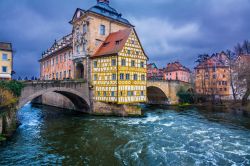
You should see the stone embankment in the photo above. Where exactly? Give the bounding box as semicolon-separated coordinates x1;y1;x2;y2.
0;104;18;142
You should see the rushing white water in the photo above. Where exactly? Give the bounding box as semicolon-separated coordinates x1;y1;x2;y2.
0;104;250;165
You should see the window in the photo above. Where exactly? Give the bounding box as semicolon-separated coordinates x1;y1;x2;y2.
60;72;62;79
134;74;138;80
64;71;66;78
140;61;144;68
224;88;227;91
127;91;134;96
83;24;87;34
131;60;135;67
2;66;7;73
127;50;131;54
141;75;145;81
111;59;116;66
69;70;71;78
126;74;130;80
131;40;135;44
111;91;115;97
94;74;98;81
60;55;63;62
56;56;58;64
100;25;105;35
120;91;123;96
98;91;100;96
64;54;67;62
136;51;139;55
121;59;126;66
56;73;58;79
2;54;7;61
104;91;107;97
112;74;116;80
120;73;124;80
94;61;98;68
141;91;144;96
213;74;216;79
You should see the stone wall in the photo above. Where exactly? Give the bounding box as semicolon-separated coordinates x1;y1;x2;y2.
92;101;141;116
0;105;18;140
32;92;75;110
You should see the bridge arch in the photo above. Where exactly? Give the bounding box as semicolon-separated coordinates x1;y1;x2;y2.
19;87;90;112
147;86;169;105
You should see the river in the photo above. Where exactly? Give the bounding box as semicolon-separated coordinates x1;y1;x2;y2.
0;104;250;166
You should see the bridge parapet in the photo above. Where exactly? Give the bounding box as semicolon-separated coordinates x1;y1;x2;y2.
18;80;90;112
147;80;192;104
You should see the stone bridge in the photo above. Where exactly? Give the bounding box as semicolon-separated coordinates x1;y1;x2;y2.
18;80;192;114
147;80;192;105
18;81;90;112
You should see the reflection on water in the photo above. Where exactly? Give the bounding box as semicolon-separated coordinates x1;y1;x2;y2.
0;104;250;165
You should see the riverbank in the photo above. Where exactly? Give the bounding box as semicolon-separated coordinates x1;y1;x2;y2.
0;103;19;143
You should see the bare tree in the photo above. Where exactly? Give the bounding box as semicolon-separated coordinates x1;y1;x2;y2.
242;40;250;54
234;43;244;56
226;50;237;102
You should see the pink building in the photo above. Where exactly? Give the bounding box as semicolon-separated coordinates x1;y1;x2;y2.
39;34;74;80
164;62;191;83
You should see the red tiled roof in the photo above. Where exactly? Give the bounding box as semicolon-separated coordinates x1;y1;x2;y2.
92;28;132;58
0;42;12;51
165;62;191;73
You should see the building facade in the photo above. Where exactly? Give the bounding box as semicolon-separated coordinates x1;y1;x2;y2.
39;34;73;80
194;52;232;99
39;0;148;110
147;63;163;80
164;62;191;83
0;42;13;80
91;28;148;104
40;0;133;81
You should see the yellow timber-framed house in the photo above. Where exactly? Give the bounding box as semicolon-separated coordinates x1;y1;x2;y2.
91;28;148;104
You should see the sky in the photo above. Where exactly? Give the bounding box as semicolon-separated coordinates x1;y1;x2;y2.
0;0;250;78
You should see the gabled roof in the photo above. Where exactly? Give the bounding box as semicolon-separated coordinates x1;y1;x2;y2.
195;52;229;69
0;42;12;52
92;28;148;59
147;63;158;69
92;28;132;58
165;61;191;73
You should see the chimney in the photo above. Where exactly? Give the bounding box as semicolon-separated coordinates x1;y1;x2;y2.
97;0;110;5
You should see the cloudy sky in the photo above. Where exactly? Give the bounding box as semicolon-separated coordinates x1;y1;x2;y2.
1;0;250;78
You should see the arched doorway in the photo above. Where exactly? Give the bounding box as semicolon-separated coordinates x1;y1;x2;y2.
76;63;84;79
147;86;169;105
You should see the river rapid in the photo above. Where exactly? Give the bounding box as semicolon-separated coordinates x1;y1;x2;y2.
0;104;250;166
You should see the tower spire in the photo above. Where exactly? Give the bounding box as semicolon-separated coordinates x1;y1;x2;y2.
97;0;109;5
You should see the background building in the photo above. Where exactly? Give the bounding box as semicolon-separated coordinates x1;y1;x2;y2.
164;61;191;83
0;42;13;80
194;52;232;99
147;63;163;80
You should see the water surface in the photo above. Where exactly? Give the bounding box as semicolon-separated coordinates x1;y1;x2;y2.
0;104;250;165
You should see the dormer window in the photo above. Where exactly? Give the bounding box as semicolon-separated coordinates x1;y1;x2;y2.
103;42;109;47
100;25;105;35
115;40;122;45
